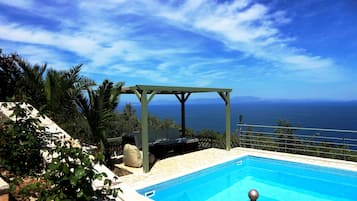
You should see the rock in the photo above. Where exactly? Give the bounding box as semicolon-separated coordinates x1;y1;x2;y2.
123;144;143;168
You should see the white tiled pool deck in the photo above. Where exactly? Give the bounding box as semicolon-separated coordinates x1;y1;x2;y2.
118;147;357;191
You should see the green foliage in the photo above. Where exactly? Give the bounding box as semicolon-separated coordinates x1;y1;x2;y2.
230;132;240;148
0;50;97;143
107;104;140;138
274;120;297;152
17;63;48;110
148;115;178;130
196;129;222;138
0;102;117;200
240;126;278;151
196;129;225;148
184;127;195;137
37;141;111;201
0;50;129;160
41;65;96;142
44;65;95;131
0;103;45;176
76;80;124;162
0;50;48;108
0;49;23;100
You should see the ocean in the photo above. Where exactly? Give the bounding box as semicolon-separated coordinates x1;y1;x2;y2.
119;101;357;135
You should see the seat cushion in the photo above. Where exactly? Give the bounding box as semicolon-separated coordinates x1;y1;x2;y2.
123;144;143;168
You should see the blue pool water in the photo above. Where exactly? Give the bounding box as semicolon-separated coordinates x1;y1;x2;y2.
138;156;357;201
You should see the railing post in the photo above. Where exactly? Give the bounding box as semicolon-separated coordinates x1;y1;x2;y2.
238;124;241;147
343;137;346;160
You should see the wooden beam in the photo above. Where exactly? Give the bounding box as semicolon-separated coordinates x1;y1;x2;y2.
134;90;141;101
147;91;156;104
218;92;228;104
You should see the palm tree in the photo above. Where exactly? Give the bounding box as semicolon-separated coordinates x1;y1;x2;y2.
16;61;47;111
0;50;22;100
76;80;124;161
44;65;95;138
0;50;47;107
45;66;93;116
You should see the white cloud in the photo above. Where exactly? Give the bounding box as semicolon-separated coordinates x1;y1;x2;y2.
0;0;33;9
135;69;170;83
157;62;171;71
0;23;99;56
236;4;268;22
283;55;334;70
152;0;338;75
1;43;76;70
0;0;343;87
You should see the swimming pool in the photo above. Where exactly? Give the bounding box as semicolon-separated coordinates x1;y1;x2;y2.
138;156;357;201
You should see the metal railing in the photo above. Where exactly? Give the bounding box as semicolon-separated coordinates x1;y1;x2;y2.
237;124;357;162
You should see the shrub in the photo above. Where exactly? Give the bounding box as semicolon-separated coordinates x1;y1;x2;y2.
38;140;116;200
0;103;117;200
0;103;45;176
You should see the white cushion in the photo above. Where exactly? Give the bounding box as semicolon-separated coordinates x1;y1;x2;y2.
123;144;143;168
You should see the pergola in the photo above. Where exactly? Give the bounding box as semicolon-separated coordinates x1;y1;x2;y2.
121;85;232;172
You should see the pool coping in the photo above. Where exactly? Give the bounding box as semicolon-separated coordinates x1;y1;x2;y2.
119;147;357;191
239;147;357;172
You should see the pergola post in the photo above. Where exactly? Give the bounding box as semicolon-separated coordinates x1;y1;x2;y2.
175;93;191;137
219;91;231;151
140;90;150;172
135;90;156;173
225;92;231;150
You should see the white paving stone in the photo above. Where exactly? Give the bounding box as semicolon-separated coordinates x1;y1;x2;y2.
119;148;357;190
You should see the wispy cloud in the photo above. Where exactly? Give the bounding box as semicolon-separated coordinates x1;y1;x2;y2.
283;55;334;70
0;0;33;9
151;0;337;75
0;23;99;56
0;0;346;89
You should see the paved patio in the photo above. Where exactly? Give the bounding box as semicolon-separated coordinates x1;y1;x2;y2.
117;147;357;191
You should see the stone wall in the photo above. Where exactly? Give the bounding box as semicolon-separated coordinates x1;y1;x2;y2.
0;113;9;201
0;177;9;201
0;112;8;125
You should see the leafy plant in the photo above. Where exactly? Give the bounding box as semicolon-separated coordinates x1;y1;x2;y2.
109;103;140;137
0;103;45;176
76;80;124;162
0;49;23;101
38;140;115;201
43;65;95;138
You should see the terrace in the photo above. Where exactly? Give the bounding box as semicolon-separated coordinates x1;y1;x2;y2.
117;125;357;186
114;123;357;200
1;98;357;201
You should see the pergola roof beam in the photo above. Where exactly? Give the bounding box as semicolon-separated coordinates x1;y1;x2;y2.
122;85;231;95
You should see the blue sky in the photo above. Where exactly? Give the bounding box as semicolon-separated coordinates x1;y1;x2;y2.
1;0;357;101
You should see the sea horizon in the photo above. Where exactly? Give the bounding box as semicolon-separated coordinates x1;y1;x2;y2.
118;100;357;134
